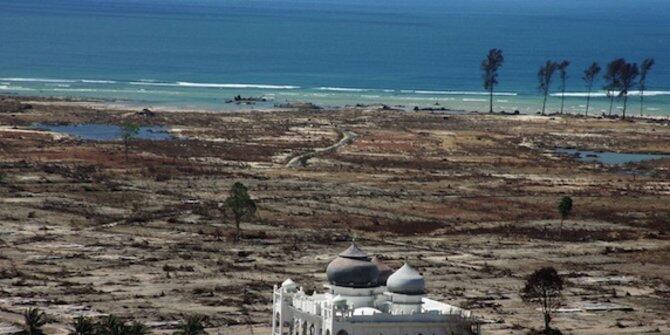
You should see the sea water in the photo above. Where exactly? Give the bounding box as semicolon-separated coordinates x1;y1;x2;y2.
0;0;668;115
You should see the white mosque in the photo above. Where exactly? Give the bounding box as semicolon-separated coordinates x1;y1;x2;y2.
272;242;481;335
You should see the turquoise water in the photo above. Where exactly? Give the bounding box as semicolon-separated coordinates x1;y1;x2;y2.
1;0;669;114
33;123;172;141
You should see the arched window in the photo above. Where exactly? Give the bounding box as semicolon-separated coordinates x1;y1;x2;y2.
325;330;330;335
302;321;307;335
336;330;348;335
309;324;315;335
275;313;281;327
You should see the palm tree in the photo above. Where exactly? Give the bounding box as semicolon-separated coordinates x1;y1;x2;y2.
582;62;601;117
557;60;571;114
618;61;639;119
20;308;48;335
70;316;96;335
173;315;207;335
538;61;559;115
604;58;626;116
638;58;655;116
481;48;505;113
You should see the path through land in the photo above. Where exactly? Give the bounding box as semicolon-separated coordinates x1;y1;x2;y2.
285;128;357;168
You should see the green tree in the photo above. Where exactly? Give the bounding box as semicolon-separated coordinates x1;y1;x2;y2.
20;308;48;335
558;196;573;236
120;122;140;161
224;182;257;241
481;48;505;113
582;62;601;117
604;58;626;116
521;267;564;333
70;316;95;335
557;60;571;114
618;62;639;119
638;58;655;117
173;315;207;335
538;61;559;115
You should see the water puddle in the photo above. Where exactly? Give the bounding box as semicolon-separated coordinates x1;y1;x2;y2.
555;148;668;165
33;123;172;141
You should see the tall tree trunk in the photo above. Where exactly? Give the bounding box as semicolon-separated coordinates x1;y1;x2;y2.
124;139;129;161
608;95;614;116
542;92;548;115
543;290;551;330
622;94;628;119
585;86;591;116
640;90;645;117
560;89;565;114
235;215;241;241
544;313;551;331
489;87;494;113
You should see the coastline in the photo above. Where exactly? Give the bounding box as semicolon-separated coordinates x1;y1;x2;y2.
3;94;670;125
2;76;669;117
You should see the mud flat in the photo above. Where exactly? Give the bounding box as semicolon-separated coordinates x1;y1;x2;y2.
0;96;669;334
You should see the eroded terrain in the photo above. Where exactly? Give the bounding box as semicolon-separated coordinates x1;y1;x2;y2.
0;97;669;334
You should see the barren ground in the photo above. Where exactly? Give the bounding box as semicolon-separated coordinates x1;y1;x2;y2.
0;96;669;334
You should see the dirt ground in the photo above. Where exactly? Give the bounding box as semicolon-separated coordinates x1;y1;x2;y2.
0;96;669;334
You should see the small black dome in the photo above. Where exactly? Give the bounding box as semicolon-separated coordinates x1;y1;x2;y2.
326;242;379;288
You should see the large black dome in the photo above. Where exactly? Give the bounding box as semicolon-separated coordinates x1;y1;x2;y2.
326;242;380;288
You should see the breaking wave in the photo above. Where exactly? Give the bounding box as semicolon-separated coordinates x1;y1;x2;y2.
129;81;299;89
0;77;78;83
552;90;670;97
404;90;517;96
316;87;369;92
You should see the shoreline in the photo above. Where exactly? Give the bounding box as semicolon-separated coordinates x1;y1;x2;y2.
2;77;670;117
3;94;670;124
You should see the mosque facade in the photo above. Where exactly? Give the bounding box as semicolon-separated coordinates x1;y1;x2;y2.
271;242;481;335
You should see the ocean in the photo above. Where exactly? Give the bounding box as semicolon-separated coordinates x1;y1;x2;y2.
1;0;669;115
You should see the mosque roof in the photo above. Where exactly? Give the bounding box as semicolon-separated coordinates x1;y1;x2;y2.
386;263;426;295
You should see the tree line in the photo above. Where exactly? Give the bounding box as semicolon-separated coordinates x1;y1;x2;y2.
13;308;208;335
480;49;655;119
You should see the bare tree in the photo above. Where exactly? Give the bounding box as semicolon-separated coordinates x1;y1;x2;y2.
521;267;564;333
481;48;505;113
638;58;655;116
582;62;601;117
618;62;639;119
538;61;559;115
557;60;571;114
603;58;625;116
